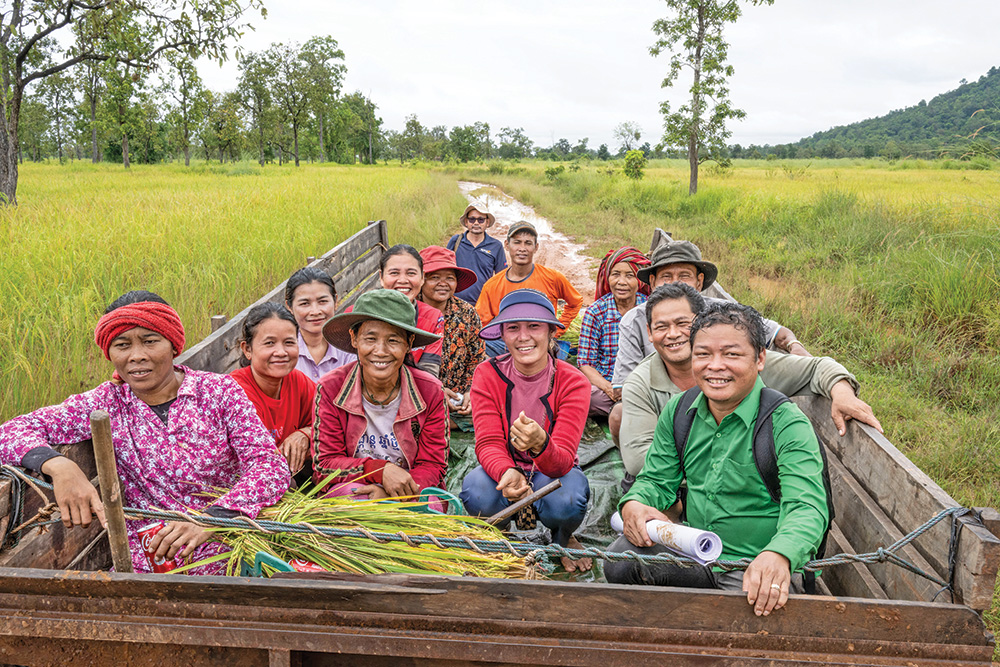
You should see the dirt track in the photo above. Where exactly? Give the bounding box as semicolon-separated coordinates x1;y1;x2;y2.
458;181;599;304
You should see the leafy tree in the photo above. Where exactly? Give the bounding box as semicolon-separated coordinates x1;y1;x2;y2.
38;72;73;162
237;51;273;167
340;92;381;164
99;60;145;168
301;36;345;162
399;114;425;162
613;121;642;153
265;42;311;166
497;126;533;159
651;0;774;195
0;0;265;204
448;125;479;162
596;143;611;160
623;148;647;179
163;53;206;166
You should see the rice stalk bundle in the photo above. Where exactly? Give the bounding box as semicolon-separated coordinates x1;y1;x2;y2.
184;476;541;579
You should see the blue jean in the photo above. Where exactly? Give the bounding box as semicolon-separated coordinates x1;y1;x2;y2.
460;465;590;546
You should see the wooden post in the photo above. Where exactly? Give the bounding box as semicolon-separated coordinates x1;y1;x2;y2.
90;410;133;573
306;256;316;264
211;315;227;332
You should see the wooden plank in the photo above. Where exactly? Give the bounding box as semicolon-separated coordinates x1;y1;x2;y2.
822;522;888;600
332;248;381;297
1;442;97;520
0;511;104;570
795;395;1000;611
826;452;945;603
176;222;384;374
649;228;672;252
369;218;389;251
974;507;1000;538
338;272;381;312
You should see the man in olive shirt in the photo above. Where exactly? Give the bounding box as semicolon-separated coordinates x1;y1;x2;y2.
618;283;882;477
608;300;838;617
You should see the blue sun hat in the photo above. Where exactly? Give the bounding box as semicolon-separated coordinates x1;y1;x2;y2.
479;289;564;340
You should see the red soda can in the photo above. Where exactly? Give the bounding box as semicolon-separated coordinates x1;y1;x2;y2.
137;521;180;573
288;558;326;573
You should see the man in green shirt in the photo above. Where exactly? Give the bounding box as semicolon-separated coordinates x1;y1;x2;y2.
610;300;835;617
619;283;882;477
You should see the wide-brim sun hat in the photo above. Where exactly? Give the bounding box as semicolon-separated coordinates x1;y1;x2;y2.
322;289;441;353
636;240;718;290
419;246;479;293
460;204;496;226
479;288;564;340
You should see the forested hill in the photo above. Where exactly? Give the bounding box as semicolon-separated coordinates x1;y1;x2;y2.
766;67;1000;160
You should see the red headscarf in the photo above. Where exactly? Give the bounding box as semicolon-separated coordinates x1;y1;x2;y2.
596;246;651;300
94;301;186;359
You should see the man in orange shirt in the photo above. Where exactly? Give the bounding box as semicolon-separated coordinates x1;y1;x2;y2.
476;221;583;357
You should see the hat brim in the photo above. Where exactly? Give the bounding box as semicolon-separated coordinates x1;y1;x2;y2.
638;259;718;290
480;313;565;340
322;311;441;353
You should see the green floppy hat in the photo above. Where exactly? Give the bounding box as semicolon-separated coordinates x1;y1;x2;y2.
322;289;441;353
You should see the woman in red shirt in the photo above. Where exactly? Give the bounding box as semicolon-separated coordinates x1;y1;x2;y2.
231;303;316;482
460;289;593;572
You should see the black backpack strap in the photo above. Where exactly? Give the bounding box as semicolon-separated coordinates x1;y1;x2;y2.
752;387;790;504
672;387;703;470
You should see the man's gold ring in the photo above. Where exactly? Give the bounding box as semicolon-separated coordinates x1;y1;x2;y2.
770;583;781;590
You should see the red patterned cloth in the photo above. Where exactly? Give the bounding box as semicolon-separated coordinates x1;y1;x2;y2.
596;247;651;300
94;302;186;359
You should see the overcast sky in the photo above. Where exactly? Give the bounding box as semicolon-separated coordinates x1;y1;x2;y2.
197;1;1000;150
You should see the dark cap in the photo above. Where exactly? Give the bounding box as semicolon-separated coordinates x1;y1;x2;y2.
506;220;538;240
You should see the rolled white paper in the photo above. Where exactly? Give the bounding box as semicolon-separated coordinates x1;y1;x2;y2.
610;512;723;564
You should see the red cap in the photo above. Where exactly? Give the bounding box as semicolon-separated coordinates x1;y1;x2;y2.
419;246;479;293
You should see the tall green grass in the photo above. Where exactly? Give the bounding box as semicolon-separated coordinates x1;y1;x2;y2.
0;162;467;420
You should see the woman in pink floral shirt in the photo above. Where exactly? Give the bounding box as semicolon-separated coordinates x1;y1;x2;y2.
0;291;291;574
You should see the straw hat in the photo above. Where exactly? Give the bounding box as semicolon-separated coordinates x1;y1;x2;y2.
460;204;496;226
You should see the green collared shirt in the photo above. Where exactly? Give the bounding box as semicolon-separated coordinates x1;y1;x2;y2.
620;376;829;571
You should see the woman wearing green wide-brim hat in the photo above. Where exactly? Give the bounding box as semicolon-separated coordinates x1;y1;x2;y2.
312;289;449;504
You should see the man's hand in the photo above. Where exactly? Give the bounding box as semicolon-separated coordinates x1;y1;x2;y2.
510;411;546;454
742;550;792;616
41;456;107;529
353;484;390;500
150;521;213;561
829;380;883;436
620;500;672;548
381;462;420;497
774;327;811;357
496;468;530;502
280;429;310;474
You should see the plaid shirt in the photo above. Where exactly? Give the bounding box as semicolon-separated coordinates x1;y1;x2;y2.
578;292;647;382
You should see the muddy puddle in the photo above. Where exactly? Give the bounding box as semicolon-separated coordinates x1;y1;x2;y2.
457;181;599;303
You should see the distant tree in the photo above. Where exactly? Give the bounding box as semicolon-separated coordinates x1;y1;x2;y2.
38;72;73;162
399;114;425;161
266;42;311;166
623;149;647;179
613;121;642;153
596;143;611;160
300;36;346;162
572;137;590;157
163;53;206;166
237;51;273;167
497;126;533;159
340;92;381;164
552;137;572;159
650;0;774;195
472;121;492;159
133;89;166;164
448;125;479;162
99;60;145;168
1;0;264;204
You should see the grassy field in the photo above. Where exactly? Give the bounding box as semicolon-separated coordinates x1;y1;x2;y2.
2;158;998;646
0;162;467;421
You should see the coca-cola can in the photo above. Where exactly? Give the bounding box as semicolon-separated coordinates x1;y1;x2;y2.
137;521;179;574
288;558;326;573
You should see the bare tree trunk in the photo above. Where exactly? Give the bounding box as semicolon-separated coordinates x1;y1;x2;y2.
368;125;373;165
184;125;191;166
318;113;325;162
0;104;20;205
258;122;264;167
122;132;130;169
91;95;100;163
293;123;300;166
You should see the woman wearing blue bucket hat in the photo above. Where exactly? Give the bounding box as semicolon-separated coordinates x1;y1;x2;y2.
460;289;593;572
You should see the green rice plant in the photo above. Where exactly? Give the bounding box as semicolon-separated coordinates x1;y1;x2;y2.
180;475;539;579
